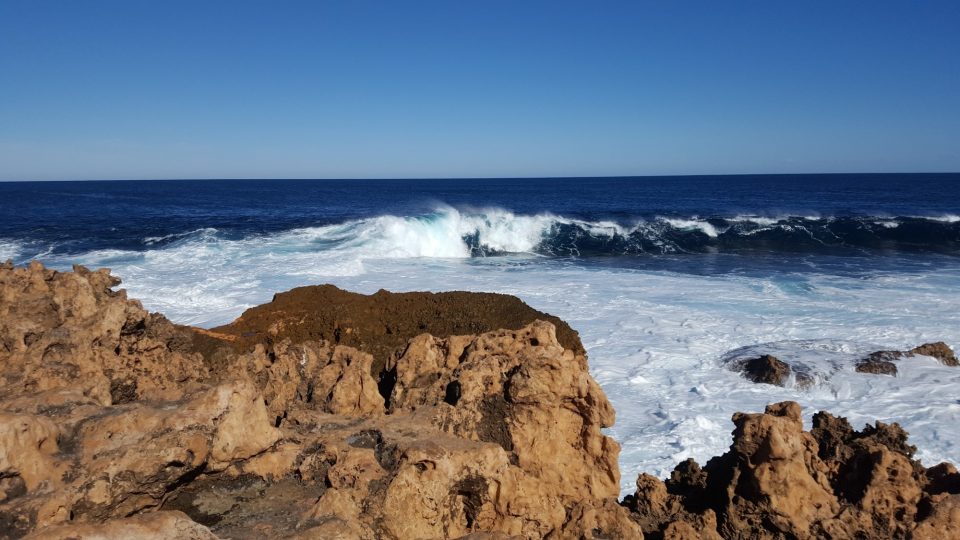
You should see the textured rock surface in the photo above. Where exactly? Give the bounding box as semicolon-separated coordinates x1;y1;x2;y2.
0;263;635;539
192;283;585;377
623;401;960;539
23;511;218;540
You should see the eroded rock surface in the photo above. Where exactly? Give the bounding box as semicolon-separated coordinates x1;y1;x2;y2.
623;401;960;539
0;263;635;539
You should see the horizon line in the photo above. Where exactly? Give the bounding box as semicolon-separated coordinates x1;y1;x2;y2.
2;171;959;183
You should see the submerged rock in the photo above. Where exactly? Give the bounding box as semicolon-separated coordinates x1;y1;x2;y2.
736;354;790;385
729;354;813;388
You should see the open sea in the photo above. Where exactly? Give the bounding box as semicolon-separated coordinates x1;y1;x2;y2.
3;173;960;495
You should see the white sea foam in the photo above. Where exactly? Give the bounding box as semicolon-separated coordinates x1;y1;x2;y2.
661;218;720;238
143;228;220;245
0;240;21;261
32;213;960;497
926;214;960;223
730;215;782;226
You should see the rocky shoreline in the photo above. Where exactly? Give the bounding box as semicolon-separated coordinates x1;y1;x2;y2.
1;262;958;539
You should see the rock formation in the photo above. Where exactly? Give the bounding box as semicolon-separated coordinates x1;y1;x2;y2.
623;401;960;539
856;341;959;376
190;283;585;378
1;261;958;539
0;262;637;539
728;354;812;388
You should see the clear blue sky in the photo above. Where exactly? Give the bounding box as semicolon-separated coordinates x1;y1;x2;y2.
1;1;958;180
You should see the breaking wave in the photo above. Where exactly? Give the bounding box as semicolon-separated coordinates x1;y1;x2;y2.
5;208;960;265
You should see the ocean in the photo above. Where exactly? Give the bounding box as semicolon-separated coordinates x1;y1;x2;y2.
3;173;960;495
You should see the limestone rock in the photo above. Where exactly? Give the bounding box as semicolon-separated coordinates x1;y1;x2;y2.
231;340;384;421
626;401;959;540
22;511;218;540
0;262;207;405
0;264;631;539
389;321;621;503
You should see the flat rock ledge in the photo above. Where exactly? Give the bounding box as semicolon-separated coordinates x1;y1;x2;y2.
1;262;958;539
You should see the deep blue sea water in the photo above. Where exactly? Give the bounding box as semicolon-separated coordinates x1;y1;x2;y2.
3;173;960;494
2;173;960;263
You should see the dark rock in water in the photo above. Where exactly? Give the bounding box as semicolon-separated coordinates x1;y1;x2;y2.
856;357;899;376
863;349;906;363
736;354;791;386
910;342;959;366
857;342;958;376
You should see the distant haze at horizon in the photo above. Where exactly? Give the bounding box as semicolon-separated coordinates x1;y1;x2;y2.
1;1;958;181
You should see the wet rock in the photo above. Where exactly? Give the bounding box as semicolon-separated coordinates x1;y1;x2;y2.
857;342;958;376
737;354;790;385
730;354;814;388
856;357;899;376
910;342;959;366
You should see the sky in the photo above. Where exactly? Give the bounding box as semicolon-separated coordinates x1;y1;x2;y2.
0;1;958;180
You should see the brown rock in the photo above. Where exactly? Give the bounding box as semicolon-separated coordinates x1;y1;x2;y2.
912;493;960;539
626;401;955;540
857;342;958;376
22;511;218;540
6;263;959;540
195;284;585;377
856;358;899;376
0;262;207;405
910;341;959;366
731;354;791;386
0;263;631;540
391;321;621;503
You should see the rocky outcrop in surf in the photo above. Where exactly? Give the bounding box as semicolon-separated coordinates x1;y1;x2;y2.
623;402;960;539
856;342;959;376
1;262;958;539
